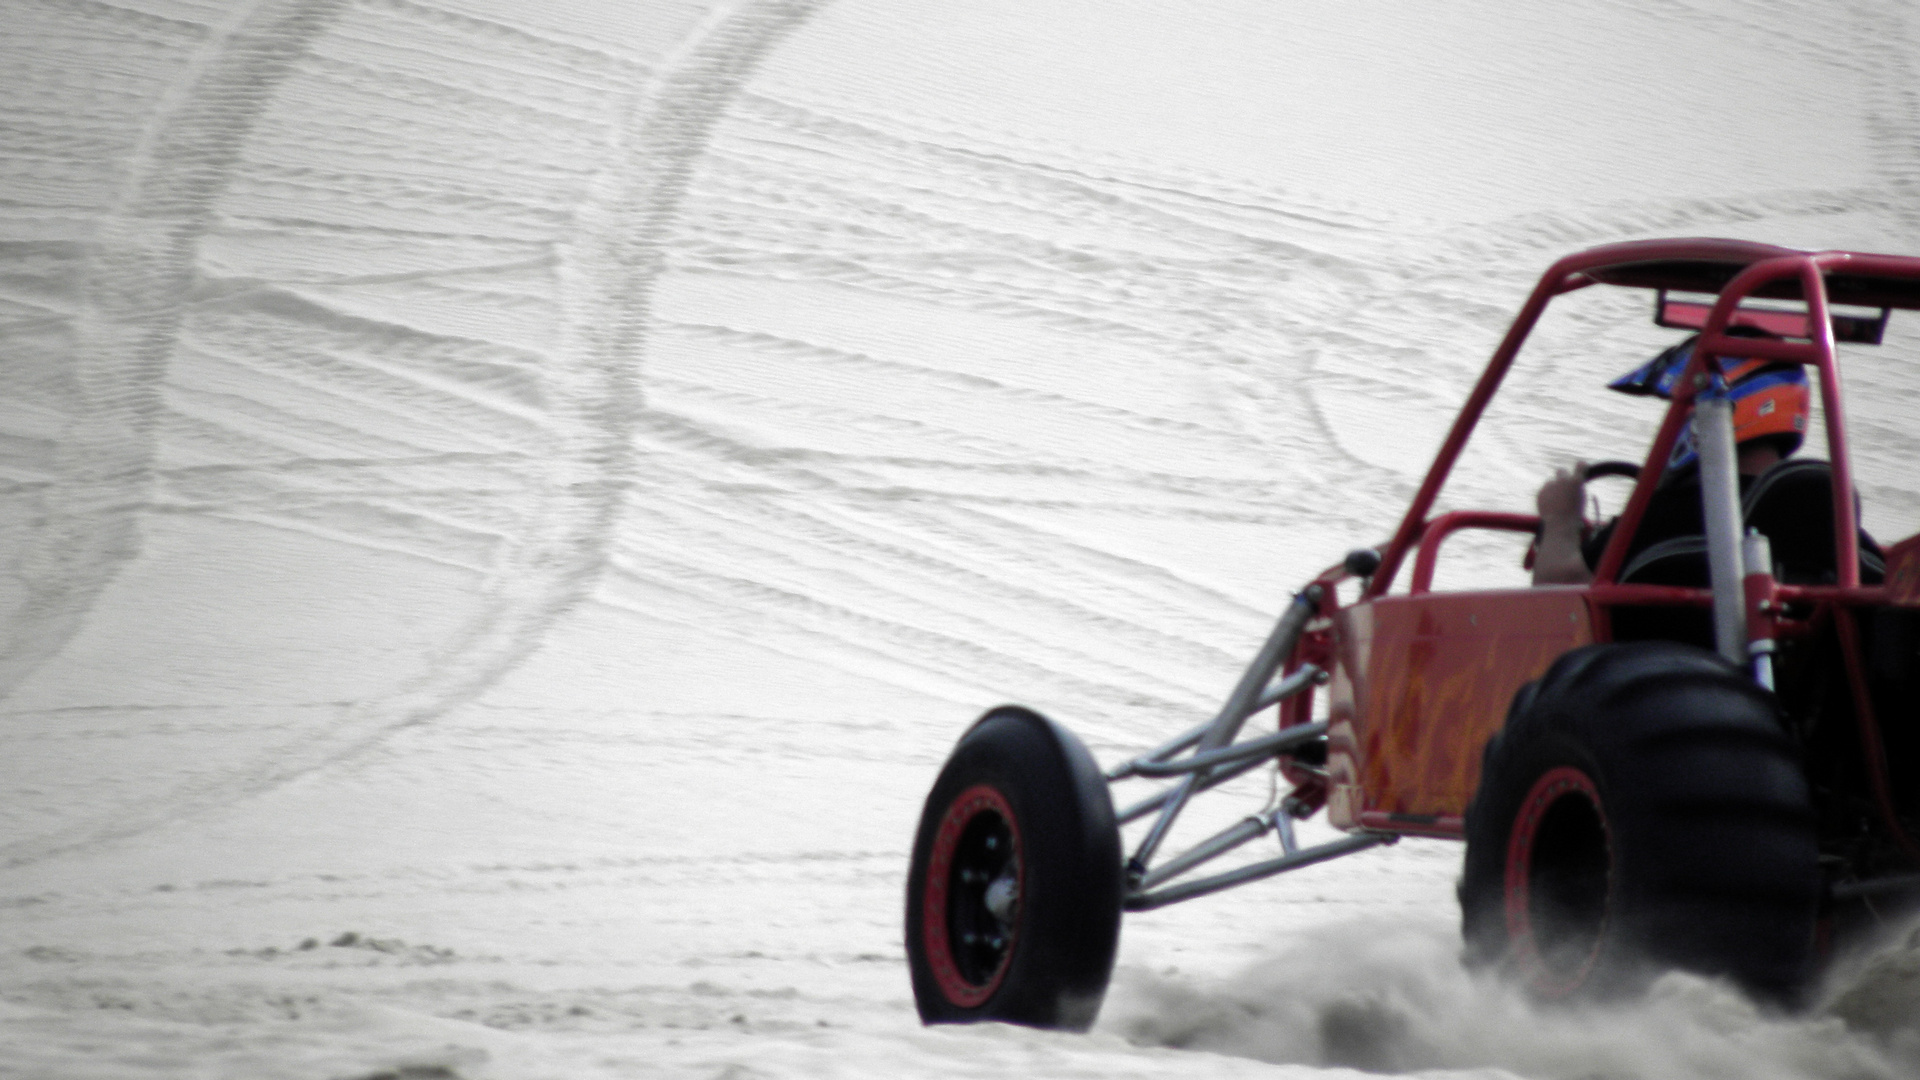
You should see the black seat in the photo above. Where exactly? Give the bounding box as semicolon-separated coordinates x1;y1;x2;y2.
1619;535;1709;587
1611;459;1882;588
1740;459;1884;585
1616;536;1713;645
1610;460;1881;645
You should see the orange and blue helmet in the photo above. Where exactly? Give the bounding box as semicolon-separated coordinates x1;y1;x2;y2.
1609;336;1809;471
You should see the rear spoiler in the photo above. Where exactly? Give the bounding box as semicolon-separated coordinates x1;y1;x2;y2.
1656;290;1890;345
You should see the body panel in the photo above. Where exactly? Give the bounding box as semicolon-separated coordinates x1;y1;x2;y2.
1328;589;1591;832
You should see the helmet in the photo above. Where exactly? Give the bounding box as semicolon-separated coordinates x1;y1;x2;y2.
1609;336;1809;471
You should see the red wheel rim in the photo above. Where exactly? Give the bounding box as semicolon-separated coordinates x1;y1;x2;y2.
1505;765;1611;997
922;784;1022;1007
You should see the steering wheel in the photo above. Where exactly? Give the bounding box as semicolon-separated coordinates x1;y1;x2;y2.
1582;460;1641;482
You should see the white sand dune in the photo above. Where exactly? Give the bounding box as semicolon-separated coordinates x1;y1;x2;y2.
5;1;1920;1076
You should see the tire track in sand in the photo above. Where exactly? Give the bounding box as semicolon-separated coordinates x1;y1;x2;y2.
0;0;835;868
0;0;352;702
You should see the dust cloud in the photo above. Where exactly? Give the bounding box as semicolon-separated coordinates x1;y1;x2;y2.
1106;916;1920;1080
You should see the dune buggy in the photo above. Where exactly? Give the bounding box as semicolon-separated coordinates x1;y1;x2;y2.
906;238;1920;1029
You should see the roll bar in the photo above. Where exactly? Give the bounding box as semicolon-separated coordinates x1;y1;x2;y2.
1365;240;1920;600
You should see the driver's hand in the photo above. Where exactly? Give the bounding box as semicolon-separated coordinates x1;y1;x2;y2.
1536;461;1588;525
1532;461;1594;585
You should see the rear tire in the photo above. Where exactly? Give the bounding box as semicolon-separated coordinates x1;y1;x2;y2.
906;706;1123;1030
1461;642;1819;1000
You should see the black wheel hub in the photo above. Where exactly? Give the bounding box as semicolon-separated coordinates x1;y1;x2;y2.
1526;789;1610;979
947;809;1018;985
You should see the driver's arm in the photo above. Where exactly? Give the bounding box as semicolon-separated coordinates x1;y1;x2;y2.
1533;463;1594;586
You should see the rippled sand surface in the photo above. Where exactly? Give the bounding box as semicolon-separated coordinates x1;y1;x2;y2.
4;2;1920;1076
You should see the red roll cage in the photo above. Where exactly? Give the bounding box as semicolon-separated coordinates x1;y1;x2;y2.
1364;238;1920;605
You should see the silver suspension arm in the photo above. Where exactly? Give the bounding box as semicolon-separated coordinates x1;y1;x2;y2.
1103;660;1326;783
1126;833;1392;911
1114;753;1272;825
1123;720;1328;779
1124;585;1324;885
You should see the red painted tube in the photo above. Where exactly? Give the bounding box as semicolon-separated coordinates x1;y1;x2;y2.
1833;607;1920;863
1408;511;1540;594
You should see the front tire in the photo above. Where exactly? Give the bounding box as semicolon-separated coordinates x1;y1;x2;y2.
906;706;1123;1030
1461;642;1820;1000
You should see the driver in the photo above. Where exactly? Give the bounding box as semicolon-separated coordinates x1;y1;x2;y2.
1531;335;1810;586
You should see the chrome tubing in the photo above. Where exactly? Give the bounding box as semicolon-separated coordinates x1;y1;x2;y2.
1138;812;1277;890
1124;833;1392;911
1696;397;1748;665
1125;720;1329;779
1125;586;1323;882
1105;719;1213;782
1115;754;1270;825
1106;665;1323;782
1272;799;1300;854
1251;662;1325;715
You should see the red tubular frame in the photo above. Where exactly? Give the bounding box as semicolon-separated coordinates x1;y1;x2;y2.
1363;254;1587;601
1353;238;1920;856
1362;238;1905;598
1408;511;1540;594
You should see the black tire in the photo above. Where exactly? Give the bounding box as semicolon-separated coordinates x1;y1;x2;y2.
906;705;1124;1030
1460;642;1820;1001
